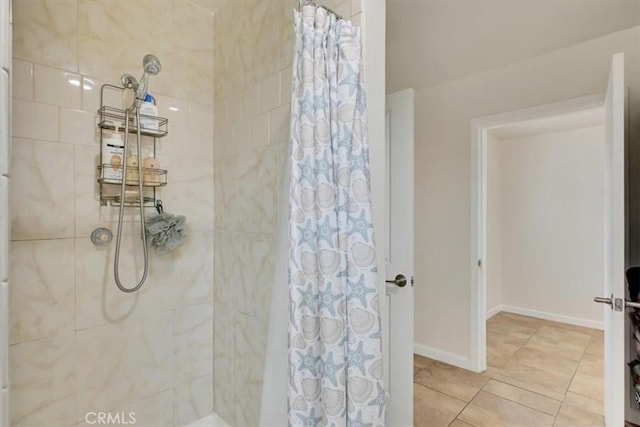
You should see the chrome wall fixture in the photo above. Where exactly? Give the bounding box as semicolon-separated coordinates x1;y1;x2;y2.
96;54;166;293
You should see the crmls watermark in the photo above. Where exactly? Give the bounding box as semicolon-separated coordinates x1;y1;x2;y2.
85;412;136;425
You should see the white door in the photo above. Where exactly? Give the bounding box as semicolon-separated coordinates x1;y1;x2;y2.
384;89;415;425
594;52;626;426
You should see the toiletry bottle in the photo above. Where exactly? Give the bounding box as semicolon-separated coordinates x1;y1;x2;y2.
101;127;125;183
143;151;160;185
124;189;140;202
139;94;159;131
125;148;139;184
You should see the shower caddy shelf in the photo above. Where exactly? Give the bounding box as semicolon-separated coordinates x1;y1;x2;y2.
98;105;168;138
97;83;169;208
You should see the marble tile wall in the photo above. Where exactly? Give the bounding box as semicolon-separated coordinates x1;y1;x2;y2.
212;0;360;425
0;2;11;426
9;1;214;426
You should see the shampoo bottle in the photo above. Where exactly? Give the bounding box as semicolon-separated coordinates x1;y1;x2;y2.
139;94;159;131
125;148;139;184
102;128;125;183
143;151;160;185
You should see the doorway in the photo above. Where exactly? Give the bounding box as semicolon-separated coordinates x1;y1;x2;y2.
470;53;634;427
484;108;606;329
471;53;636;427
470;94;607;370
410;99;610;426
485;109;607;418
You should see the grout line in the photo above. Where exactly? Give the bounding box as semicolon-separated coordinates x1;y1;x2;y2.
484;315;590;422
562;329;597;406
485;377;563;404
448;414;477;427
451;380;486;423
482;379;562;418
412;379;467;405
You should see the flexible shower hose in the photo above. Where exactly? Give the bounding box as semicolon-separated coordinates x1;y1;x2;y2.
114;106;149;293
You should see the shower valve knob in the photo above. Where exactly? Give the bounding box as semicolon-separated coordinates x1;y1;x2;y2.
91;228;113;247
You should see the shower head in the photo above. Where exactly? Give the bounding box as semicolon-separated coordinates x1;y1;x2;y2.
135;54;162;102
143;54;161;76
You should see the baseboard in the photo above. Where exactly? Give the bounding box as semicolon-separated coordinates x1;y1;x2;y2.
414;342;472;370
422;306;601;373
486;305;503;319
498;305;604;330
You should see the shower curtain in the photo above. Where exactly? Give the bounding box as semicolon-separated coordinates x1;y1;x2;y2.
287;5;386;426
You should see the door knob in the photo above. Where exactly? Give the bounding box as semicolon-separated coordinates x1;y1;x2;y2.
593;295;614;309
594;295;640;311
386;274;407;288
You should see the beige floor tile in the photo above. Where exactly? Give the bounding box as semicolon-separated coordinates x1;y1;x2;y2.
500;312;546;329
554;402;604;427
457;391;555;427
488;311;509;320
568;372;604;402
523;325;589;361
577;354;603;378
487;319;538;340
414;314;604;427
489;372;567;402
482;379;561;416
414;369;422;381
481;366;503;378
487;352;511;370
414;360;489;402
541;319;593;335
496;358;573;397
585;331;604;358
415;354;434;370
414;354;433;381
487;335;527;368
507;348;579;378
414;383;466;427
563;391;603;416
538;325;591;345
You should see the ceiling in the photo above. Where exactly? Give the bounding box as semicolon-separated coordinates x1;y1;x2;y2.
188;0;229;14
488;107;605;141
386;0;640;93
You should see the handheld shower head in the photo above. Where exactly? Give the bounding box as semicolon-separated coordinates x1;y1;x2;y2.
135;54;162;101
143;54;161;76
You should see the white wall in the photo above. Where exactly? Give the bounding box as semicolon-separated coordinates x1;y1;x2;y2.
491;126;605;326
414;26;640;364
486;133;502;316
387;0;640;92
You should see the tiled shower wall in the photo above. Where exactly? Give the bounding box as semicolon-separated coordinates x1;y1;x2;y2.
9;1;214;426
212;0;361;425
1;2;11;427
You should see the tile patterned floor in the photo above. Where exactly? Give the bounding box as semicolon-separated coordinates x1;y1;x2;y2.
414;312;604;426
